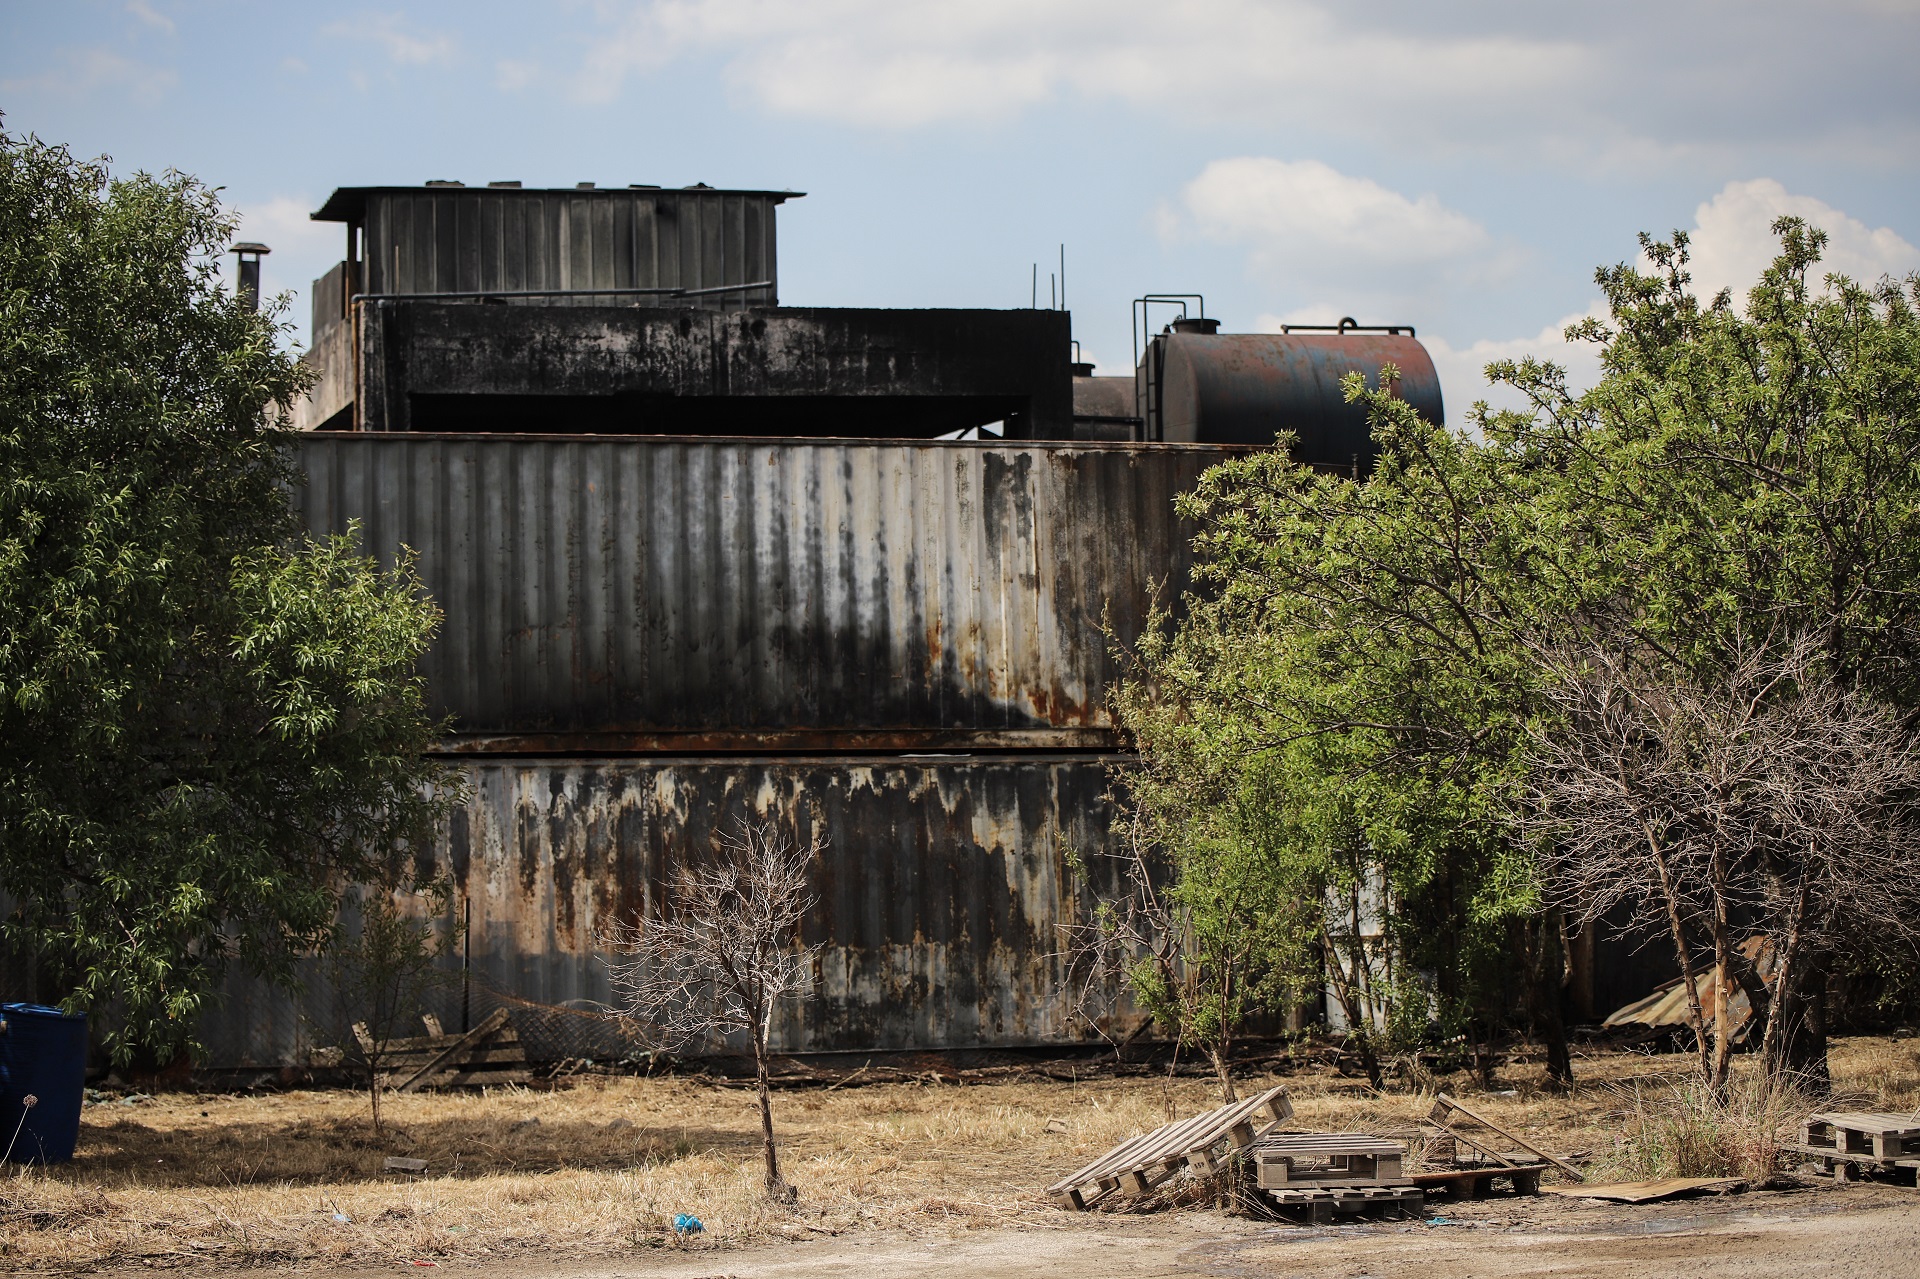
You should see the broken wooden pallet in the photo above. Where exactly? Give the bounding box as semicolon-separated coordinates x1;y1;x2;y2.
1409;1162;1546;1199
1250;1132;1408;1189
1428;1093;1583;1182
1262;1183;1425;1225
1045;1084;1294;1210
352;1008;530;1090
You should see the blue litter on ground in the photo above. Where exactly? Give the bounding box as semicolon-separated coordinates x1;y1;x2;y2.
672;1213;704;1235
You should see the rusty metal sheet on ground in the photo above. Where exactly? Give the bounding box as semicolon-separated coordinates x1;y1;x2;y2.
1542;1177;1744;1202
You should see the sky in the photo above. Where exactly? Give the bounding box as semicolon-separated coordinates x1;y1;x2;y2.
5;0;1920;414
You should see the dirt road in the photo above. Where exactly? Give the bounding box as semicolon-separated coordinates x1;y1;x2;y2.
470;1183;1919;1279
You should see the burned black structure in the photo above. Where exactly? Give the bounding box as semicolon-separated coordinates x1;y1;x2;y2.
208;181;1449;1069
297;183;1076;441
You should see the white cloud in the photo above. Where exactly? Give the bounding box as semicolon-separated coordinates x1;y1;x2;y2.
1181;158;1489;265
0;47;177;105
559;1;1920;170
1166;158;1515;331
495;59;538;91
125;0;174;35
324;11;456;66
1402;181;1920;419
572;0;1586;130
1415;305;1609;418
1685;178;1920;300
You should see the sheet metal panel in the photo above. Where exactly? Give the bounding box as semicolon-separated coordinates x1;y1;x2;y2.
361;189;783;308
199;755;1124;1067
290;435;1231;751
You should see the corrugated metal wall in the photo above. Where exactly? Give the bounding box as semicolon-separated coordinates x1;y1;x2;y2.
363;189;782;308
292;434;1232;752
204;756;1126;1067
203;435;1240;1068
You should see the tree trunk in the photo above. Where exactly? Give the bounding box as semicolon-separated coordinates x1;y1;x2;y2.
1709;847;1734;1094
1535;913;1575;1088
1322;923;1384;1091
1759;875;1809;1080
1209;1043;1238;1103
1770;949;1833;1095
752;1028;787;1198
1649;834;1711;1080
1473;1032;1498;1090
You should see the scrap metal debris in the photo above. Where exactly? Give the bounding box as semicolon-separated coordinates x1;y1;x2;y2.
1602;936;1776;1045
1543;1178;1743;1203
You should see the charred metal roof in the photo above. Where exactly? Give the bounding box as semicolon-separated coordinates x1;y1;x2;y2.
312;183;805;222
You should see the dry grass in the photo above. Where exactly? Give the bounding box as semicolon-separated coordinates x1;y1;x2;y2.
0;1036;1912;1271
1593;1071;1819;1181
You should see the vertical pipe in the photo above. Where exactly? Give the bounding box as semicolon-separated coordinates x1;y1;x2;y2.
231;243;270;311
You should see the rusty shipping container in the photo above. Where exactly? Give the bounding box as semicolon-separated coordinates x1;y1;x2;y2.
291;433;1234;753
204;755;1132;1067
203;434;1239;1067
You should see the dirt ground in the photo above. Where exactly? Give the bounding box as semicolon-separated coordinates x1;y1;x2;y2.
487;1185;1920;1279
2;1036;1915;1275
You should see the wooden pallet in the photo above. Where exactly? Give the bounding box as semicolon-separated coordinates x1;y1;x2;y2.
1045;1084;1294;1210
1410;1162;1546;1199
1251;1132;1407;1189
1262;1183;1425;1225
1798;1112;1920;1162
353;1008;531;1090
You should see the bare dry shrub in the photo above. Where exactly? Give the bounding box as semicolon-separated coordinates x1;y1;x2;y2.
1529;633;1920;1089
605;818;822;1200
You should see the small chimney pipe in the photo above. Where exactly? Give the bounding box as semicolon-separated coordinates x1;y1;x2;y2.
231;242;271;311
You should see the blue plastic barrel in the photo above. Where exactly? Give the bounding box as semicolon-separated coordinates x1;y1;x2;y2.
0;1004;88;1164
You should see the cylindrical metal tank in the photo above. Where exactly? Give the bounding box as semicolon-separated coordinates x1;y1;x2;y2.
1140;331;1443;468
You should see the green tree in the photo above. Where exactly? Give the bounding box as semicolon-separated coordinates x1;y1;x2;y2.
326;886;461;1134
1069;792;1318;1102
1500;221;1920;1086
0;131;456;1064
1108;221;1920;1093
1110;394;1558;1090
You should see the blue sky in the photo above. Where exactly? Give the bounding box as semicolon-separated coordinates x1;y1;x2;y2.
5;0;1919;411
